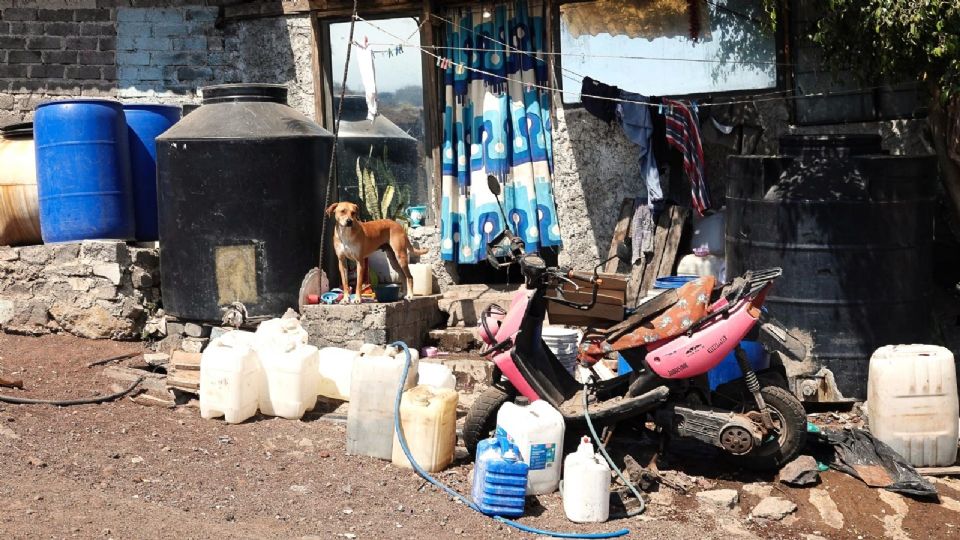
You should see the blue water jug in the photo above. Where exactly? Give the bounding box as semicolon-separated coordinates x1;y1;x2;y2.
471;435;528;517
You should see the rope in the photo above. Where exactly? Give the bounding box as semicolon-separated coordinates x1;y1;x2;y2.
318;0;359;271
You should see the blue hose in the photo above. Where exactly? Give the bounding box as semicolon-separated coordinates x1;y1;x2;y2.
390;341;631;539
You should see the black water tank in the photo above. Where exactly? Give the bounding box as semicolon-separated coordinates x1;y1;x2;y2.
726;135;936;399
156;84;333;321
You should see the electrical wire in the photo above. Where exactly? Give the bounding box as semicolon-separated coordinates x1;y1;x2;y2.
389;341;631;539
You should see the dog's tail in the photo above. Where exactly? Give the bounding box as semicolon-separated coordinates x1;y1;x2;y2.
410;246;429;256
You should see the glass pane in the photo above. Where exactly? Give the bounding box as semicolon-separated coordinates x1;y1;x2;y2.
560;0;776;102
328;18;428;225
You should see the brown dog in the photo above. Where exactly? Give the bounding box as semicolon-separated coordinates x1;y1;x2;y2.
326;201;427;303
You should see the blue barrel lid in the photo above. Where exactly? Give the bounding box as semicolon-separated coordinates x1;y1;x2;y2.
654;275;699;289
36;97;123;110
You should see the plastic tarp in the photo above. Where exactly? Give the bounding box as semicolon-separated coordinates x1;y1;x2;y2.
812;427;938;500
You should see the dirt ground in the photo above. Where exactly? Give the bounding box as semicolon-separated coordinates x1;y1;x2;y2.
1;333;959;540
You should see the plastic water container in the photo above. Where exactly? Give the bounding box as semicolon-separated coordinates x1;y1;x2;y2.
123;104;180;241
691;211;724;256
496;399;565;494
417;362;457;391
347;352;419;459
867;344;959;467
677;253;726;282
257;337;320;420
34;99;135;242
471;436;529;517
541;326;579;375
200;330;260;424
562;436;611;523
256;318;309;348
410;263;434;296
317;347;358;401
392;384;458;472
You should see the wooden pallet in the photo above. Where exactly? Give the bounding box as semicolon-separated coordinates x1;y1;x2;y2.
625;205;691;309
166;351;201;393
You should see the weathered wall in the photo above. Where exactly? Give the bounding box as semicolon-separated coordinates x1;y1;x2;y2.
0;240;160;339
0;1;316;124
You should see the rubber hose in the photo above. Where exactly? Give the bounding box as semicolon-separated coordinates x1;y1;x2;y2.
390;341;630;539
582;382;646;518
0;376;144;406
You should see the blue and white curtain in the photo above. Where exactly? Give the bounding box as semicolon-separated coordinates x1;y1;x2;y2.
440;1;562;264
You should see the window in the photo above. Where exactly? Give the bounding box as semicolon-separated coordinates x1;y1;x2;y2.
559;0;777;102
327;17;429;221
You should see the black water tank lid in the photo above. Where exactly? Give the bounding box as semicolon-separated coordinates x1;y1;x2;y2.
202;83;288;105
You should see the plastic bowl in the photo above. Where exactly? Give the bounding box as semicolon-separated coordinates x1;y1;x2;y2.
373;284;401;302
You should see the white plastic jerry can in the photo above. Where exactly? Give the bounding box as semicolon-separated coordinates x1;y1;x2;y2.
255;317;309;347
317;347;359;401
392;384;458;472
347;352;419;459
495;399;565;494
257;338;320;420
562;436;611;523
416;362;457;391
867;344;959;467
199;330;260;424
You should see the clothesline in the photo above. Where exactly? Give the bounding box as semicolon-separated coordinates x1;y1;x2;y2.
354;15;917;111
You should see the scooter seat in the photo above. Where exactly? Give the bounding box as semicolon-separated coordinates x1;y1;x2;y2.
625;277;715;344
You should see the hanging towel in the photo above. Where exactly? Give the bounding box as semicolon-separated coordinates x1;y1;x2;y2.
618;91;662;204
631;198;655;263
355;37;378;120
581;76;620;124
663;98;709;215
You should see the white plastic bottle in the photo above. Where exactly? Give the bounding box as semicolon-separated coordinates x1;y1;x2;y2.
199;330;260;424
392;384;458;472
496;398;565;494
417;362;457;391
867;344;959;467
317;347;358;401
347;352;418;459
562;436;611;523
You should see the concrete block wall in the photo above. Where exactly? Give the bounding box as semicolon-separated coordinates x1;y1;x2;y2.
0;1;316;125
0;240;160;339
300;297;445;351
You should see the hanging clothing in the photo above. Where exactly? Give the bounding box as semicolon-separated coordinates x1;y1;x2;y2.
617;91;662;203
355;37;378;120
631;199;655;261
440;2;561;264
663;98;709;215
581;76;620;124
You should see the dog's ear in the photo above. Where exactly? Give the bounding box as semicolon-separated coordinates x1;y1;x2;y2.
325;203;339;216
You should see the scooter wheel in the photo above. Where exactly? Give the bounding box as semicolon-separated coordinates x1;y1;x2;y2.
729;385;807;471
463;383;515;458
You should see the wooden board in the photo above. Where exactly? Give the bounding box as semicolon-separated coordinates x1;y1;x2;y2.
167;368;200;392
547;287;624;306
915;466;960;476
547;299;624;322
639;206;690;293
170;351;201;371
569;273;628;292
625;256;648;309
604;198;634;274
547;313;613;329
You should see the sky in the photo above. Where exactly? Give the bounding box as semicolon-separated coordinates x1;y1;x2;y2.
329;18;424;94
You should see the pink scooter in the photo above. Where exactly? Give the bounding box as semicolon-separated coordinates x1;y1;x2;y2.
465;219;807;470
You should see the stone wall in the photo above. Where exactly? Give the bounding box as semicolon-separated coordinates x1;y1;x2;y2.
0;1;316;124
0;240;160;339
300;297;444;350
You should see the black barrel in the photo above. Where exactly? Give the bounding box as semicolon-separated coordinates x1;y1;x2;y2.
156;84;333;321
726;135;936;399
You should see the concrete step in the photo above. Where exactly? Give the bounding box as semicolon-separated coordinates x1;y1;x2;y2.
427;327;479;352
438;284;520;327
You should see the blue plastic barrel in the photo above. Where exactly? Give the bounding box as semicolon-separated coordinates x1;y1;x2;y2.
653;275;699;289
34;99;135;242
123;104;181;241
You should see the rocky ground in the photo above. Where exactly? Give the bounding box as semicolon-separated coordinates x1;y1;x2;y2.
1;333;959;540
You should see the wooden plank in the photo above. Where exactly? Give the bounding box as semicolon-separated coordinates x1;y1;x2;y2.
167;369;200;392
603;198;634;274
916;466;960;476
625;257;647;309
308;12;325;125
570;273;628;292
547;313;612;329
421;0;443;225
655;206;691;279
547;286;624;306
547;301;623;322
639;210;674;293
171;351;202;371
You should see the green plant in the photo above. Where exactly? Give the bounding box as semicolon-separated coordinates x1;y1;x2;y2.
355;145;411;225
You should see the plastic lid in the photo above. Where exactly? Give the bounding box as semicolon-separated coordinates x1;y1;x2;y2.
0;121;32;138
201;83;288;105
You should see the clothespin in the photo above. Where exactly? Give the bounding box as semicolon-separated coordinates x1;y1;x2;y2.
436;55;442;67
691;100;699;113
396;45;403;55
657;103;663;115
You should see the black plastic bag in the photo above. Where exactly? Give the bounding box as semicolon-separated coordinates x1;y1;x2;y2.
811;427;938;500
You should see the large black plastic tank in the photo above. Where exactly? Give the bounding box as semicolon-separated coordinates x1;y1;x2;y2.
156;84;333;321
333;95;423;212
726;135;936;399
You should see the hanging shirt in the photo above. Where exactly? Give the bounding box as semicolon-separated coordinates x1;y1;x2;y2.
580;76;619;124
355;38;378;120
663;98;709;215
617;91;662;203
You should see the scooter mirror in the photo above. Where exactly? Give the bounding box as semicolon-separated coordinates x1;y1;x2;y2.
616;241;631;263
486;174;501;197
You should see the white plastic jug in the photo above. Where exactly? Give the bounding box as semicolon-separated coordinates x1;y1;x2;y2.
317;347;358;401
562;436;611;523
200;330;260;424
347;353;419;459
496;399;565;494
676;253;726;282
255;317;309;348
392;384;458;472
410;263;433;296
258;338;320;420
417;362;456;391
867;344;959;467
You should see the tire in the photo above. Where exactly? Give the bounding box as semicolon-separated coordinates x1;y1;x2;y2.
463;384;515;457
731;385;807;471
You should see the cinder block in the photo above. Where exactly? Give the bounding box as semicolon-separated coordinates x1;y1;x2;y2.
132;36;170;51
116;8;147;22
80;22;115;37
37;9;75;22
65;36;99;50
183;7;216;22
144;8;183;24
172;36;205;50
78;50;113;65
151;24;188;38
43;21;79;36
137;66;162;81
4;8;37;22
25;36;62;49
